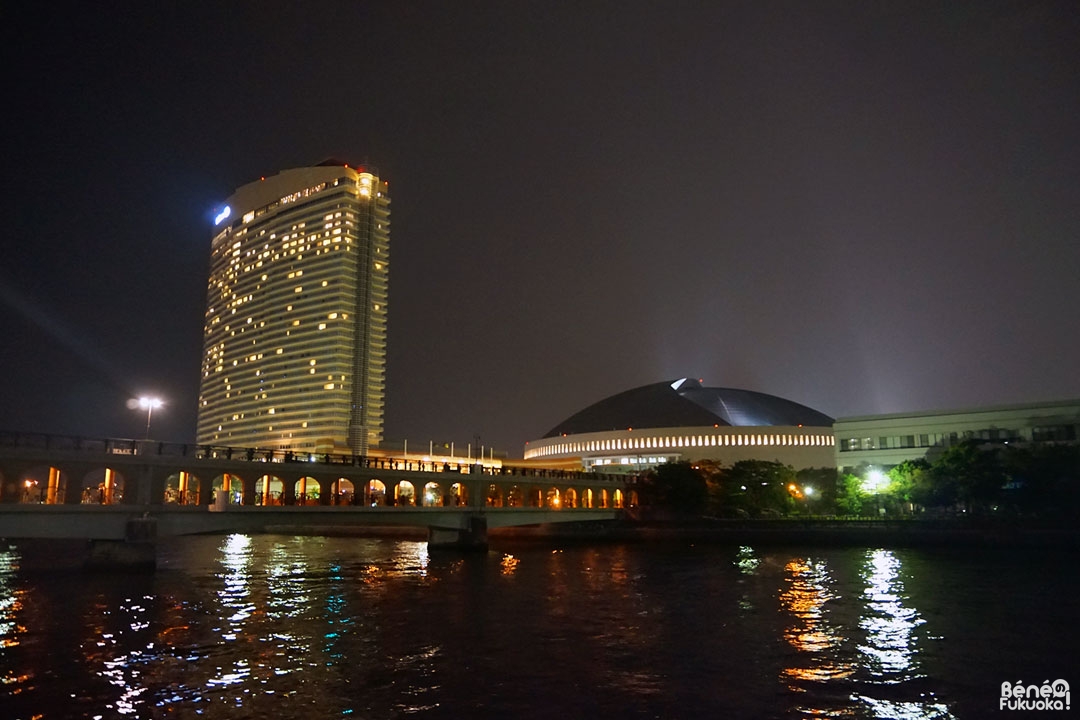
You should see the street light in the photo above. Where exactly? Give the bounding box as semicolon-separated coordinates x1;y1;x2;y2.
863;468;890;494
137;397;163;439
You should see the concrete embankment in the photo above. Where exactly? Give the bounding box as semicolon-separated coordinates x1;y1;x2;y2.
488;519;1080;548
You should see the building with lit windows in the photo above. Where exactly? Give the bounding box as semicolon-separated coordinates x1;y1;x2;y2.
834;399;1080;472
197;160;390;455
523;378;836;471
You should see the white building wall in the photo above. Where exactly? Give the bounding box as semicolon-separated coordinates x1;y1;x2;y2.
524;425;836;470
833;400;1080;470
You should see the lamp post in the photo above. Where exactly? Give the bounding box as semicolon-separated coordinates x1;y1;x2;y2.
137;397;163;439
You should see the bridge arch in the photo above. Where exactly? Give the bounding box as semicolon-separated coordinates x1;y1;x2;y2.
1;464;70;504
256;475;284;505
450;482;468;506
294;476;320;506
485;483;504;507
77;467;127;504
368;479;387;506
506;485;523;507
544;487;560;509
212;474;244;505
564;488;578;509
393;481;416;506
165;471;201;504
421;482;442;507
335;478;355;505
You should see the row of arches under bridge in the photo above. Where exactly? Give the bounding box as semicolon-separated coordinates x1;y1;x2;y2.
1;464;631;510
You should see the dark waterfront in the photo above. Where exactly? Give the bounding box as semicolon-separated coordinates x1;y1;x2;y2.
1;536;1075;719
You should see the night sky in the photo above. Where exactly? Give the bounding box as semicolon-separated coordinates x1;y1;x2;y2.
3;2;1078;456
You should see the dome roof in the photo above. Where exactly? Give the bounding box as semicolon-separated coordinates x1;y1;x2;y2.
542;378;834;438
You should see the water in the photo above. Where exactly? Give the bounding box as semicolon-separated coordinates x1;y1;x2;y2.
1;536;1075;718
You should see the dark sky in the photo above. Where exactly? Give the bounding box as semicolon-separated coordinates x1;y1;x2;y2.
2;2;1078;456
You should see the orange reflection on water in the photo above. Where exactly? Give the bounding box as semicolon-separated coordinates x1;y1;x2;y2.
500;553;520;576
779;558;855;685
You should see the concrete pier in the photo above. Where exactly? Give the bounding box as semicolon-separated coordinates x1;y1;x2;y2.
428;515;488;550
86;517;158;570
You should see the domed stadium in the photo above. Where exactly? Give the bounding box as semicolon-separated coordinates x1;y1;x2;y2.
524;378;836;471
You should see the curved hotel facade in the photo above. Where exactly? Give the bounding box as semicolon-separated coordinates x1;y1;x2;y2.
196;161;390;455
524;378;836;471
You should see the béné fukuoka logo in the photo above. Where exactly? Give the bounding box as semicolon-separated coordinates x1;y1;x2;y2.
1000;679;1070;711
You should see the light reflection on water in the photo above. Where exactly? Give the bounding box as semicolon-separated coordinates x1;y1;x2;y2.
771;547;955;719
858;549;925;679
0;544;30;695
0;538;1073;718
779;556;855;685
0;545;23;650
850;549;952;719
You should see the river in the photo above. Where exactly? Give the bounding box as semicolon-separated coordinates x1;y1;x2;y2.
1;535;1075;718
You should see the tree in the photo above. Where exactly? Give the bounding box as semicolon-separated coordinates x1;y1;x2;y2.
796;467;839;515
636;462;707;514
835;473;866;516
929;440;1005;514
887;459;930;513
1002;443;1080;518
710;460;797;517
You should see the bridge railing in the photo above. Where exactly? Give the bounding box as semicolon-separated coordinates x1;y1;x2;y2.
0;430;631;484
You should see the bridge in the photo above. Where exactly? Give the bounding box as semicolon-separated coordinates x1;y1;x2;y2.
0;432;631;565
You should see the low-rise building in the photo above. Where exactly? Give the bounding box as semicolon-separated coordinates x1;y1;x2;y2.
834;399;1080;472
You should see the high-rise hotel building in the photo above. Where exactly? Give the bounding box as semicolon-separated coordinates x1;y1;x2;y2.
196;161;390;455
